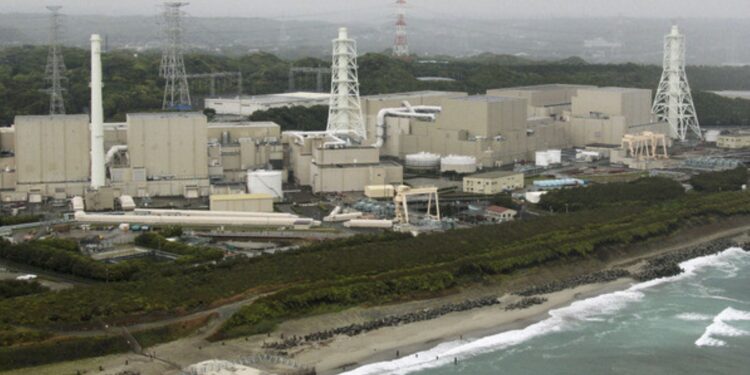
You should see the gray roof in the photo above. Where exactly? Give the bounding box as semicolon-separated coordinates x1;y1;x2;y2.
467;170;523;179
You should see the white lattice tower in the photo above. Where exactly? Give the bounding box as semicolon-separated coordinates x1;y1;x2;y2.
652;25;701;141
393;0;409;57
160;2;191;110
326;28;366;141
43;6;66;115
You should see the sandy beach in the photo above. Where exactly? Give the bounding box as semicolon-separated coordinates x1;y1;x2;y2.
293;278;634;374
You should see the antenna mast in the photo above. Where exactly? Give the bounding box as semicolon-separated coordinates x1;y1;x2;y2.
160;2;191;110
393;0;409;57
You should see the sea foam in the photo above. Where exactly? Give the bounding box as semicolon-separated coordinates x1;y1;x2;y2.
342;247;749;375
695;307;750;347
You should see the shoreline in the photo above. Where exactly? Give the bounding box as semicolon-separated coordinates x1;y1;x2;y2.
292;234;750;374
2;221;749;375
301;278;635;375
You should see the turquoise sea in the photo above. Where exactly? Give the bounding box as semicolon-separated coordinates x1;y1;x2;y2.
343;247;750;375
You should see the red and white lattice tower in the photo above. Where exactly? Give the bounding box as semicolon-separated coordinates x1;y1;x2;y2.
393;0;409;57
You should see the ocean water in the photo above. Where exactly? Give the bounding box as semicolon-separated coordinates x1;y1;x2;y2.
344;247;750;375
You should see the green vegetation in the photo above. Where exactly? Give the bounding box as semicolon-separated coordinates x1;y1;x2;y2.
690;166;749;193
0;280;48;299
489;193;516;209
213;190;750;339
2;47;750;126
539;177;686;212
0;313;213;371
248;105;328;131
0;239;141;282
134;232;224;263
1;191;750;368
0;215;42;227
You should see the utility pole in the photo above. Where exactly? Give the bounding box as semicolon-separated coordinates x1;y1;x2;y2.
160;2;191;110
43;6;67;115
288;67;331;92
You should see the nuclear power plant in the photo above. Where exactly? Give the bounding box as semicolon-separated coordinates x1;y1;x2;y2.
0;21;725;232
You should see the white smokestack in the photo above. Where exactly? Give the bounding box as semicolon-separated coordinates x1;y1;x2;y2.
90;34;106;189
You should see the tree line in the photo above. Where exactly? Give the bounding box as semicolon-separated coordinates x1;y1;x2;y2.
2;47;750;127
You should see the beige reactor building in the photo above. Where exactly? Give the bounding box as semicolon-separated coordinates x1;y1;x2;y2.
0;84;671;202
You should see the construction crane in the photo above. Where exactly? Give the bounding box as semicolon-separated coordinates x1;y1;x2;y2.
393;185;440;225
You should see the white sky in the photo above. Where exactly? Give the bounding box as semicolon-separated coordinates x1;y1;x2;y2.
2;0;749;19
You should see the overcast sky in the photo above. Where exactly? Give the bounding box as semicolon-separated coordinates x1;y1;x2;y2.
3;0;750;20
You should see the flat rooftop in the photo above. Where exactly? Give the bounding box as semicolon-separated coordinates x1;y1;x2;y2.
363;91;466;101
208;121;280;129
467;170;523;179
584;87;649;93
127;112;205;120
492;84;595;92
453;95;522;103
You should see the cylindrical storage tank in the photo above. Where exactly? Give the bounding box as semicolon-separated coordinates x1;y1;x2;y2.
705;130;720;143
440;155;478;174
405;152;441;171
247;170;283;199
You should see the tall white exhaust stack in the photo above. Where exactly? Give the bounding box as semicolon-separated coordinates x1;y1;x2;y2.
90;34;106;189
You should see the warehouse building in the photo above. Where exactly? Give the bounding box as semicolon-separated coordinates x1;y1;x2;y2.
463;171;524;195
717;133;750;149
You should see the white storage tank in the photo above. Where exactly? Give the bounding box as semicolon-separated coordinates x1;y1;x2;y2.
441;155;478;174
247;170;283;199
705;130;721;143
405;152;441;171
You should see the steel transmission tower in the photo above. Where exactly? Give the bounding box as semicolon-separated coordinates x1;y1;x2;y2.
43;6;66;115
326;28;366;141
393;0;409;57
160;2;191;110
652;25;701;141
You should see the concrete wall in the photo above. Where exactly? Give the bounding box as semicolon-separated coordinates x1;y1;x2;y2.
0;126;15;152
572;88;652;126
210;194;274;212
487;84;593;108
362;91;467;142
310;163;403;193
313;147;380;166
15;115;90;185
207;122;281;142
127;113;208;180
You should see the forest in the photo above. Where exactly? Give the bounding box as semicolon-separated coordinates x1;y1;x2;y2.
538;177;687;212
2;47;750;127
